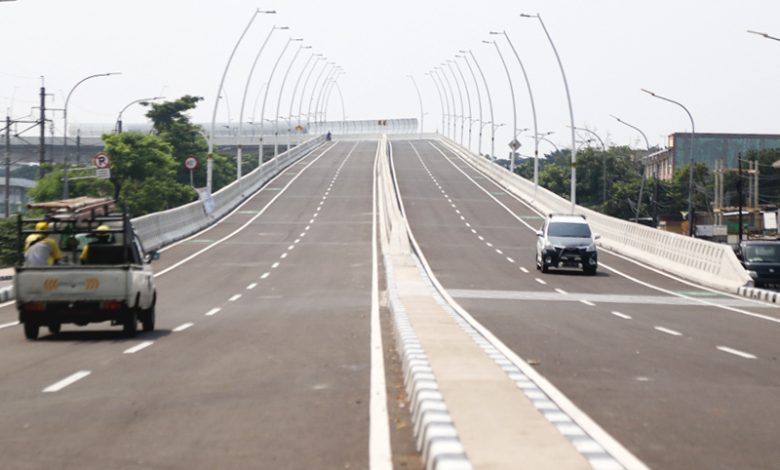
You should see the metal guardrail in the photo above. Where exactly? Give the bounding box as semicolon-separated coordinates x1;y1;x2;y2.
436;137;752;292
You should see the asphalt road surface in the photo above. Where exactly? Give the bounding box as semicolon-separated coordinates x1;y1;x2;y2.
0;141;415;469
390;138;780;470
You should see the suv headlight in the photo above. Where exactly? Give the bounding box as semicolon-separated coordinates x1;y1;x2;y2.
585;242;597;252
747;270;758;279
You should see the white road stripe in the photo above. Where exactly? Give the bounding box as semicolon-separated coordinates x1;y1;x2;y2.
496;249;504;255
717;346;757;359
261;272;270;279
506;257;515;263
471;229;477;234
272;262;280;269
294;239;301;244
229;294;242;302
486;242;493;247
124;341;154;354
247;283;258;290
313;213;319;218
478;236;485;241
520;267;529;273
455;209;461;214
535;278;547;285
610;311;632;320
580;300;596;307
205;307;221;316
654;326;683;336
305;225;311;231
460;215;465;221
288;245;295;250
43;371;91;393
555;288;568;295
280;253;288;259
309;219;315;224
173;322;194;332
0;321;20;329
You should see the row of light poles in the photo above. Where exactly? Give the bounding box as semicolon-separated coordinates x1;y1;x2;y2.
206;9;343;193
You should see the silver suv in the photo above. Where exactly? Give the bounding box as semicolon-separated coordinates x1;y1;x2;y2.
536;214;599;275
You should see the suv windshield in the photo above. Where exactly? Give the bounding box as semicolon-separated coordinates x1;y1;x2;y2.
744;244;780;263
548;222;592;238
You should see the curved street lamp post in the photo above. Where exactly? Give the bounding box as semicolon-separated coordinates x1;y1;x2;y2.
63;71;121;199
611;114;652;223
444;61;466;146
426;71;446;135
466;50;495;159
641;88;696;236
520;13;577;212
457;52;483;156
274;42;308;159
450;59;473;150
287;52;318;148
407;75;424;135
485;40;518;173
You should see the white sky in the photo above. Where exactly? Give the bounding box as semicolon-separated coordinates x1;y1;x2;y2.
2;0;779;155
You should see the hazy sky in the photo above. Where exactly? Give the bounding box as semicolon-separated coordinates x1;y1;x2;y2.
2;0;779;156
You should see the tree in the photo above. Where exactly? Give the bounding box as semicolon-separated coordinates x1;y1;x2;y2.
144;96;243;192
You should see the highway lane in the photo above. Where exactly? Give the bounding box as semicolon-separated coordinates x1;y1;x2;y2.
0;140;398;469
391;138;780;470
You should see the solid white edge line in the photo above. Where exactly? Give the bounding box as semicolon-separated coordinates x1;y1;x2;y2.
654;326;683;336
173;322;194;332
205;307;221;316
153;142;338;278
123;341;154;354
1;300;14;309
717;346;757;359
370;139;392;469
0;320;20;329
43;370;91;393
412;140;649;470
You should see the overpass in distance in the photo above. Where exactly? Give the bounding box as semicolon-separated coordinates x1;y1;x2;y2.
1;134;778;469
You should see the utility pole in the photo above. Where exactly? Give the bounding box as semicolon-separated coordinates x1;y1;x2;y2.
38;81;46;178
738;153;744;243
76;130;81;166
4;115;10;218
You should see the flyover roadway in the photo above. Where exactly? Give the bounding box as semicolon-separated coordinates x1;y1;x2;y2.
0;140;417;469
390;138;780;470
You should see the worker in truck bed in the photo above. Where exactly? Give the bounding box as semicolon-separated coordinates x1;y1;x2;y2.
24;222;64;267
79;225;113;264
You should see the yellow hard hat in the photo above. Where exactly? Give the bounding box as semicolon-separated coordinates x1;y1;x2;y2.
35;221;49;231
96;225;110;232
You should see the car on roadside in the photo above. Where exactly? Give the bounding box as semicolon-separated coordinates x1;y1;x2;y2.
735;239;780;289
536;214;600;275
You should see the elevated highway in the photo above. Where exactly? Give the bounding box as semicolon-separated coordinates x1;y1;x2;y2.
1;135;778;469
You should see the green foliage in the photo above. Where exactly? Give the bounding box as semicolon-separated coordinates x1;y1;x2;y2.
102;133;195;215
0;217;17;267
28;167;114;203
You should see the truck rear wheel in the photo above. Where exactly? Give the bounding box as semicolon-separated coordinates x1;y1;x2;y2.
24;322;40;340
123;311;138;337
140;306;155;332
48;323;61;335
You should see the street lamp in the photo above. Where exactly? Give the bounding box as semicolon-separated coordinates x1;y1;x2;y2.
535;132;559;152
611;114;652;223
432;68;455;140
457;52;483;155
465;50;495;159
571;126;607;204
321;73;344;126
484;39;518;173
444;61;465;146
747;29;780;42
450;59;473;150
274;42;308;159
287;52;318;148
641;88;696;236
63;71;121;199
236;22;285;180
259;36;300;165
314;66;341;129
296;55;325;142
426;71;447;135
520;13;577;213
207;8;276;193
307;62;335;134
491;30;540;195
407;75;424;134
116;96;163;133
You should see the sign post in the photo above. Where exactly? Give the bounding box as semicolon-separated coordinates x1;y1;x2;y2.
93;152;111;180
184;155;199;187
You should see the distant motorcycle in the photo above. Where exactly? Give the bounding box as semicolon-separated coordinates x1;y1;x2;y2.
326;132;332;141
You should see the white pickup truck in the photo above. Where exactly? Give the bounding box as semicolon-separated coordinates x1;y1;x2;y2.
14;198;158;340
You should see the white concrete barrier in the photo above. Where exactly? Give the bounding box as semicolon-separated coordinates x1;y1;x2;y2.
436;138;752;293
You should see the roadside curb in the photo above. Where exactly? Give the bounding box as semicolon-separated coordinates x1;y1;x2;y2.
384;255;472;470
0;286;13;303
737;285;779;304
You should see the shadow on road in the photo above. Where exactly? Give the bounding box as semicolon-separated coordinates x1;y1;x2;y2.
38;328;172;342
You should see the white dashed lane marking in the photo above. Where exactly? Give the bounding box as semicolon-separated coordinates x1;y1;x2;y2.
520;267;529;273
124;341;154;354
247;283;258;290
555;288;568;295
272;262;280;269
717;346;757;359
654;326;683;336
535;278;547;285
261;272;270;279
205;307;221;317
0;321;19;330
280;253;288;259
43;371;91;393
173;322;194;332
229;294;242;302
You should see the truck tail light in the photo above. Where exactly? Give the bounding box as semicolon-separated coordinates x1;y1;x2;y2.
100;301;123;311
23;302;46;312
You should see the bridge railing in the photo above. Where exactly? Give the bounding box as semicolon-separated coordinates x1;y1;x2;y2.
436;137;751;292
133;135;325;252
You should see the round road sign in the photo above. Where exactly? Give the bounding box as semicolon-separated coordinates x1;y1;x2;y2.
94;152;111;169
184;156;199;170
